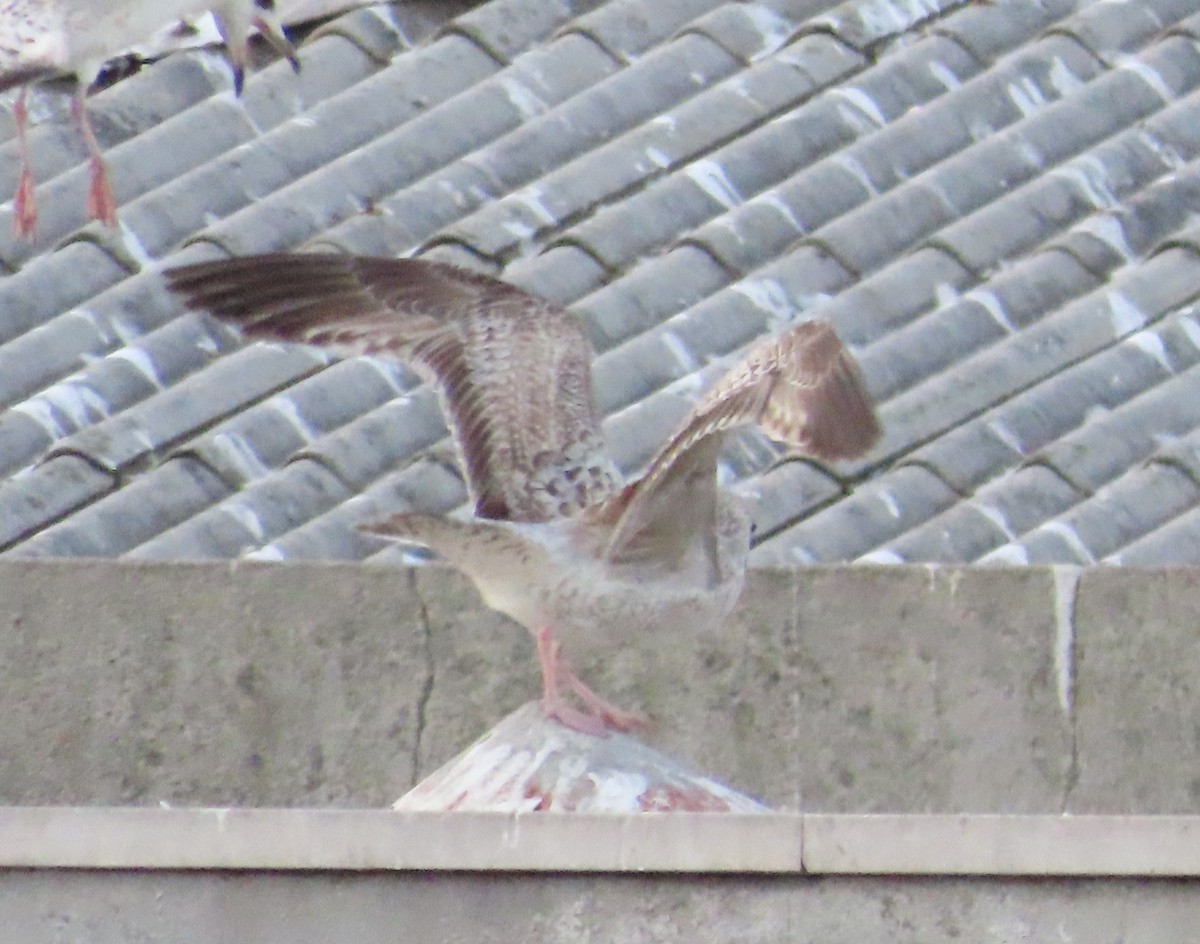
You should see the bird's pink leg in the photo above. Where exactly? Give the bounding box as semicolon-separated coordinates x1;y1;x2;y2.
535;626;610;737
71;92;117;227
12;88;38;238
562;668;648;733
535;626;647;735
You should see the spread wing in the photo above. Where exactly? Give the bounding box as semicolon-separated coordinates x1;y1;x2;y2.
595;319;880;563
165;253;619;522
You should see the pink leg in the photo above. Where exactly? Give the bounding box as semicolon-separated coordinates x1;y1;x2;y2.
537;626;609;736
71;91;117;227
535;627;647;736
12;88;37;238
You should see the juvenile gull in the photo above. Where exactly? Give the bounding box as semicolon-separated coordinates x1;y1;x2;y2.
0;0;297;236
166;254;880;734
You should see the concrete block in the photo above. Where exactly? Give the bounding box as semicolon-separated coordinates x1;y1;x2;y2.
782;567;1072;812
1072;568;1200;812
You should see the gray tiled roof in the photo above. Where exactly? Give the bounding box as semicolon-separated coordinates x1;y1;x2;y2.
4;0;1200;567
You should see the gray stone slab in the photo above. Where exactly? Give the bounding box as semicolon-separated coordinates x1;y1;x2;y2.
450;0;606;63
503;244;608;306
876;465;1084;565
128;458;353;559
814;246;975;348
874;249;1200;471
51;344;326;475
1054;0;1197;59
808;0;959;52
9;458;232;558
934;0;1078;61
563;0;725;61
1036;360;1200;493
1073;568;1200;812
261;460;467;561
293;391;449;491
994;463;1200;565
1108;504;1200;565
908;305;1200;491
753;466;959;565
785;566;1071;811
445;34;739;261
742;460;844;543
0;869;1198;944
571;246;734;353
0;245;127;347
0;455;116;552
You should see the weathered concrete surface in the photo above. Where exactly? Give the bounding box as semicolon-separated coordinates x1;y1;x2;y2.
1073;568;1200;813
1;871;1197;944
0;560;1187;813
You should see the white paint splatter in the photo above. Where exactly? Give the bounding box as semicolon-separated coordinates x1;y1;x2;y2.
987;419;1025;455
1052;566;1079;717
684;160;743;209
1126;330;1173;372
1108;290;1146;336
1114;54;1174;102
967;289;1017;334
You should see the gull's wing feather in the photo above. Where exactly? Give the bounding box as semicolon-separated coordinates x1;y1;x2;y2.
597;320;880;563
165;253;619;522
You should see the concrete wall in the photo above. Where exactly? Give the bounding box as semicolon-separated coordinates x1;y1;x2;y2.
0;560;1193;813
3;870;1197;944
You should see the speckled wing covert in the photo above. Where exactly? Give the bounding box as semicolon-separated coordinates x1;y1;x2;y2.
597;320;880;563
165;253;620;523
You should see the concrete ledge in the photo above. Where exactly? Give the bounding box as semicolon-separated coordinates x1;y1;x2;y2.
3;809;1200;876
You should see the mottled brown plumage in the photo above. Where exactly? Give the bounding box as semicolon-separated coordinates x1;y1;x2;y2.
166;253;881;734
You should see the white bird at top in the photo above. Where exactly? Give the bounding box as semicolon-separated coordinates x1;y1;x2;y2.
0;0;297;237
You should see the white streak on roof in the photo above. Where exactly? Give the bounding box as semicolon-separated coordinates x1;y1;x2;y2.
981;542;1030;565
9;398;68;439
499;77;547;121
1047;56;1085;95
1114;54;1174;102
973;502;1016;539
987;419;1025;455
1007;76;1046;116
116;219;152;267
511;186;556;226
660;331;699;372
269;396;319;442
754;191;803;232
223;501;266;541
1126;330;1173;372
732;278;794;325
109;346;165;389
740;4;792;60
684;160;743;209
965;289;1016;334
645;146;672;169
934;282;959;308
1108;290;1146;337
858;548;905;564
1055;155;1118;209
927;60;961;91
244;544;286;561
829;87;887;128
1075;214;1134;262
1039;520;1095;563
208;432;271;480
1178;315;1200;351
833;153;879;196
877;489;901;518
